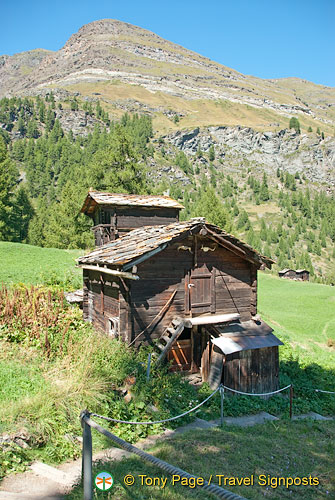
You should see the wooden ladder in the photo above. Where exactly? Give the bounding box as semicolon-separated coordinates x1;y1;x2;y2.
155;318;185;366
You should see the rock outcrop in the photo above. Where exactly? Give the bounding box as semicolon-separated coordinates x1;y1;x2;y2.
165;127;335;185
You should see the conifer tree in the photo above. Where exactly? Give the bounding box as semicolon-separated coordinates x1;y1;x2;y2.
209;145;215;162
10;186;35;242
289;117;300;133
0;137;19;239
43;182;93;249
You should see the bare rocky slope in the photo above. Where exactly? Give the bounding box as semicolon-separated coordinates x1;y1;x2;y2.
1;19;335;185
1;19;335;129
164;127;335;186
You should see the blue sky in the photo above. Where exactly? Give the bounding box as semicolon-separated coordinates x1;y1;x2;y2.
1;0;335;86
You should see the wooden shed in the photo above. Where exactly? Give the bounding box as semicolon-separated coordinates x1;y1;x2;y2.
78;217;282;393
81;191;184;246
295;269;310;281
278;268;309;281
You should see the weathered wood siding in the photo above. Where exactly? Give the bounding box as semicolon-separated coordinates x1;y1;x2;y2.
129;243;192;345
223;346;279;394
201;244;253;321
99;206;179;229
83;270;120;333
127;236;256;345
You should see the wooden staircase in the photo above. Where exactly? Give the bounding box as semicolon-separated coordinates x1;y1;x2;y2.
155;318;185;365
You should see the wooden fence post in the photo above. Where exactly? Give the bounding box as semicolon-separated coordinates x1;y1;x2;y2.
289;385;293;419
81;410;93;500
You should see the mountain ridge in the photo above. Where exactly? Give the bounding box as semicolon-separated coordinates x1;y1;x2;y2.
1;19;334;134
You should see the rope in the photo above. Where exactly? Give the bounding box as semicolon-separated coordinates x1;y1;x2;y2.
128;289;177;347
223;384;291;397
315;389;335;394
91;385;221;425
83;414;247;500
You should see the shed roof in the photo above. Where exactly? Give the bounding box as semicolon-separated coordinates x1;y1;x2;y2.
211;320;283;355
81;191;184;214
278;268;294;274
296;269;309;273
78;218;274;270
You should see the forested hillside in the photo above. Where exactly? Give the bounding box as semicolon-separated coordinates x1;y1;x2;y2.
1;95;335;283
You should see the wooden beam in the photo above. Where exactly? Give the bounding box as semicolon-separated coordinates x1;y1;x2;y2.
184;313;240;327
77;265;139;280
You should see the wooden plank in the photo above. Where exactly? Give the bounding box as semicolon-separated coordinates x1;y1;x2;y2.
208;348;224;389
201;341;211;382
250;265;257;316
78;265;139;280
211;268;216;313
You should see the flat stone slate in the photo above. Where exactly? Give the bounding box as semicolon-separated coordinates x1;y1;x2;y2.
210;411;279;427
174;417;217;433
292;412;334;421
31;462;73;487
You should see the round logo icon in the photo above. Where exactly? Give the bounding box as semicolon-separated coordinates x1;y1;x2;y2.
95;471;114;491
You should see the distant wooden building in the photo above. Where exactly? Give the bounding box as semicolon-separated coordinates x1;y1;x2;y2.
81;191;184;246
278;269;309;281
78;210;283;394
296;269;310;281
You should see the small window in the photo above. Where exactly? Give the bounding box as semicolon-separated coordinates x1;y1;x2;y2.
108;317;120;338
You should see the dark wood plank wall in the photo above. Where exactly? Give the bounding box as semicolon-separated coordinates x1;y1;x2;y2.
99;206;179;229
128;244;193;345
83;270;89;321
223;347;279;394
128;237;255;345
84;270;120;333
201;244;253;321
83;235;258;344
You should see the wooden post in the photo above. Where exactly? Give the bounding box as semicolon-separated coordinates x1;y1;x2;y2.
289;385;293;419
81;411;93;500
220;386;224;427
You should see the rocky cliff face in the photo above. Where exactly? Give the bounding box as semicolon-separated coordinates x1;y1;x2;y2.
1;19;334;129
165;127;335;186
0;49;53;96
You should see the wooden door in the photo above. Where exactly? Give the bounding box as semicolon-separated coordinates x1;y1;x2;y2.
187;264;215;316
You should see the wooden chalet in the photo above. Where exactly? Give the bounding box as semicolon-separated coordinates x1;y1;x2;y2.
81;191;184;246
278;268;309;281
78;213;283;394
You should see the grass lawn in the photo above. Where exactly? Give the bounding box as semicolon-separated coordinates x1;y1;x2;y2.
258;272;335;368
0;241;83;288
67;420;335;499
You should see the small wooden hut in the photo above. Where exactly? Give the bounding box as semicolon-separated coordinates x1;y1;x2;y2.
295;269;310;281
78;214;283;394
81;191;183;246
278;269;309;281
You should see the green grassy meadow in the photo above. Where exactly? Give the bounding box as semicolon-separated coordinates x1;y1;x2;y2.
258;272;335;368
0;241;82;288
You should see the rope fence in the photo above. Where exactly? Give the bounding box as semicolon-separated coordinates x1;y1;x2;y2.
222;384;292;397
91;385;221;425
315;389;335;394
90;383;335;427
81;411;247;500
80;383;334;500
91;383;298;427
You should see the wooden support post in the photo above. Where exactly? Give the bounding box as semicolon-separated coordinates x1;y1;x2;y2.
81;411;93;500
289;385;293;419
